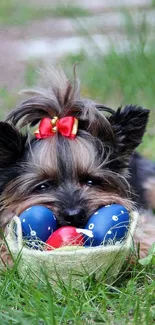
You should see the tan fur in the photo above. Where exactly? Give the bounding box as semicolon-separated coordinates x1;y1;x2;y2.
134;213;155;258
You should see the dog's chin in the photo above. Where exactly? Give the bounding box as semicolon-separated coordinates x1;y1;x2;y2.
57;220;85;228
56;214;90;228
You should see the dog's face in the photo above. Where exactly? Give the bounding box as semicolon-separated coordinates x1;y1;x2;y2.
0;69;149;228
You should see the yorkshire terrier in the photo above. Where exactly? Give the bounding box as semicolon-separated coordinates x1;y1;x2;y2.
0;68;154;259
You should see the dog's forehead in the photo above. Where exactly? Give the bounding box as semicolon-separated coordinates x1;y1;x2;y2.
27;135;101;177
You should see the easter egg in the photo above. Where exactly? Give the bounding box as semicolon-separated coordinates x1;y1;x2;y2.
84;204;130;246
45;226;84;250
19;205;57;245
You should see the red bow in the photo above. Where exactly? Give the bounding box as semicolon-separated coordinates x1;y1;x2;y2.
35;116;78;139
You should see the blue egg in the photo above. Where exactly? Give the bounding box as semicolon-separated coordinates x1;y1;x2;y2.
19;205;57;244
84;204;130;246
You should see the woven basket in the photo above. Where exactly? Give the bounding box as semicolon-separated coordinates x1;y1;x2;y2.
5;211;139;287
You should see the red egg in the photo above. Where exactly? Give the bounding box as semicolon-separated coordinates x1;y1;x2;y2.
45;226;84;250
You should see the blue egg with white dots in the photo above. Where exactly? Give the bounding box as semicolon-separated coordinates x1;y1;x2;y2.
19;205;57;244
84;204;130;246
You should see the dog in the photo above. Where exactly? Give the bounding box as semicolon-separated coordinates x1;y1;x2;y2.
0;68;154;259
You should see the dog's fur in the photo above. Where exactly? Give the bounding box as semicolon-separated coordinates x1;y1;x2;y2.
0;68;154;258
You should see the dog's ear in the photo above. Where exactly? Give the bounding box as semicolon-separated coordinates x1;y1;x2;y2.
108;105;149;170
0;122;26;167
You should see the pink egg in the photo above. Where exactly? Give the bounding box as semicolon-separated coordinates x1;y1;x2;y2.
45;226;84;250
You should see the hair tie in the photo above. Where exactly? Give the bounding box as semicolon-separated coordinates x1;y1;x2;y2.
34;116;78;139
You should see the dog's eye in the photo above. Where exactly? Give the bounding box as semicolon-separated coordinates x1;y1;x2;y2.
80;178;100;187
86;179;100;186
34;181;53;193
38;184;49;191
86;180;93;186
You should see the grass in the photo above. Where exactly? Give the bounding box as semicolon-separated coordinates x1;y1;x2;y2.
0;0;89;25
0;256;154;325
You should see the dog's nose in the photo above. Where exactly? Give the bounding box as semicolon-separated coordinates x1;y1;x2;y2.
63;208;86;226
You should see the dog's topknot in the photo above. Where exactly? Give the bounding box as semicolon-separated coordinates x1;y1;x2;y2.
4;66;149;173
5;67;115;142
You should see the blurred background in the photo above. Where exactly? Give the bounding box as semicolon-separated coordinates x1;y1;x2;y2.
0;0;155;159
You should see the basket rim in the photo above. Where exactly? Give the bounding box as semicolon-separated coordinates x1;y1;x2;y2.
5;210;139;257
